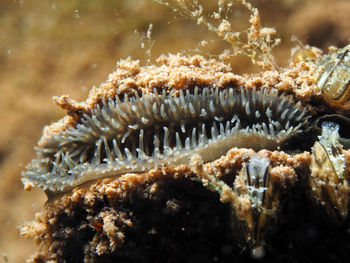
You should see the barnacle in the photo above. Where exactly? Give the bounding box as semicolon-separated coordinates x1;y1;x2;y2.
316;44;350;104
22;86;310;193
232;155;273;252
231;154;293;258
309;122;349;221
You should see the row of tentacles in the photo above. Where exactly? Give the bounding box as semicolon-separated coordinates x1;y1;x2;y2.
22;86;310;192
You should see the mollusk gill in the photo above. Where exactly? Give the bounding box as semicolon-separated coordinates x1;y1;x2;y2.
22;87;311;193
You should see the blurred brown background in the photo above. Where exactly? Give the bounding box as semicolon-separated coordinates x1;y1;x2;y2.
0;0;349;261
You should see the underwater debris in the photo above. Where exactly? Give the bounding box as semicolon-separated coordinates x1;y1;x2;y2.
309;122;349;221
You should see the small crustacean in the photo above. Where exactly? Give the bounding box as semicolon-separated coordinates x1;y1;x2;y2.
232;155;278;257
309;122;349;221
316;45;350;104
